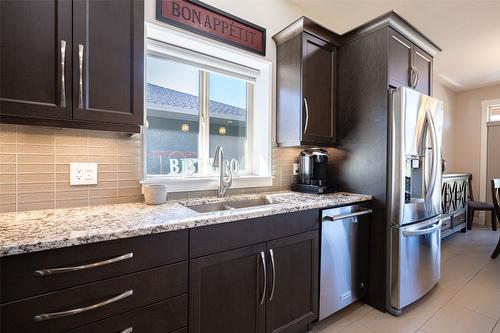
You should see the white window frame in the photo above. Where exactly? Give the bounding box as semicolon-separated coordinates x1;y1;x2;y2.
142;23;272;192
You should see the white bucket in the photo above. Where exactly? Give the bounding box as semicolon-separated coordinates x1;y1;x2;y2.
143;184;168;205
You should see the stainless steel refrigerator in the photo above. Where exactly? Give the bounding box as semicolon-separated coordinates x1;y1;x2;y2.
387;87;444;315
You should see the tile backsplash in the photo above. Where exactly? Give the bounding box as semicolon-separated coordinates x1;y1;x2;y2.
0;124;142;213
0;124;306;213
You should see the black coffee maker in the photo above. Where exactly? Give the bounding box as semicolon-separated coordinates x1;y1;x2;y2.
293;148;329;194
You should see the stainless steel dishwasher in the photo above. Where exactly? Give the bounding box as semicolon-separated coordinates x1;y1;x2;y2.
319;203;372;320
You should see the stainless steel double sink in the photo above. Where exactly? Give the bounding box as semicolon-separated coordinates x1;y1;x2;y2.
184;197;275;213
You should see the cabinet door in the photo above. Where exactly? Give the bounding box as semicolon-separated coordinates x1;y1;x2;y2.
0;0;72;119
302;33;336;146
388;30;412;89
189;244;267;333
266;231;319;333
413;46;433;95
72;0;143;125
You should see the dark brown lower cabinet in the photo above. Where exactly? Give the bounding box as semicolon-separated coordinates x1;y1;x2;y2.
66;295;187;333
266;231;319;333
189;243;267;333
1;263;187;333
189;231;319;333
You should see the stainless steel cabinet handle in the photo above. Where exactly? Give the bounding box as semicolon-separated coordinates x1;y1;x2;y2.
403;220;442;237
269;249;276;302
78;44;84;109
259;251;267;305
303;98;309;134
60;40;66;107
323;208;372;222
120;328;133;333
34;252;133;276
33;290;133;321
410;66;417;88
414;67;420;88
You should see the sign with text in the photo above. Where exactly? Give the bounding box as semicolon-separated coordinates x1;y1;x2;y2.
156;0;266;55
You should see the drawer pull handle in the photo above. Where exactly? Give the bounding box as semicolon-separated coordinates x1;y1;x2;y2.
121;328;133;333
33;290;133;321
34;252;133;276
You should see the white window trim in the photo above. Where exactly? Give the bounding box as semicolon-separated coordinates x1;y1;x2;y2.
142;23;273;192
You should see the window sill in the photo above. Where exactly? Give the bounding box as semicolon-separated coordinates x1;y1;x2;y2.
141;175;273;193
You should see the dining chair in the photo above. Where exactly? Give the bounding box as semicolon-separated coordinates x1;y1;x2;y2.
490;179;500;258
467;175;496;231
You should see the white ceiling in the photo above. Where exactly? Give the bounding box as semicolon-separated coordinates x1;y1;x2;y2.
287;0;500;92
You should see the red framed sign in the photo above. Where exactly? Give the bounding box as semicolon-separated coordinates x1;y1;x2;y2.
156;0;266;56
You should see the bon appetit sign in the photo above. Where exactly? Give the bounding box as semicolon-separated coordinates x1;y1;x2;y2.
156;0;266;55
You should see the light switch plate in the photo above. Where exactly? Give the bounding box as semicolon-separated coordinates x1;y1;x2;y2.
70;163;98;185
293;163;300;176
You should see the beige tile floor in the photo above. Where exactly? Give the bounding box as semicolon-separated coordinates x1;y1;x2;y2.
312;226;500;333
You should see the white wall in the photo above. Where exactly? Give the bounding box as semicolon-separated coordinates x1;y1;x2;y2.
434;82;457;171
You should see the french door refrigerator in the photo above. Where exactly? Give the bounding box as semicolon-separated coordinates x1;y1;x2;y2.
387;87;444;315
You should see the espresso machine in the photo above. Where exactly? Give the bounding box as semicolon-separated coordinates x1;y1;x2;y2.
293;148;329;194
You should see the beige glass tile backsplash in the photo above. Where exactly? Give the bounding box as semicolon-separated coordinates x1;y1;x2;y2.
0;124;305;213
0;124;142;213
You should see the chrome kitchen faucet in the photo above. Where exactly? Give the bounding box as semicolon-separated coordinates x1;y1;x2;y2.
213;146;233;198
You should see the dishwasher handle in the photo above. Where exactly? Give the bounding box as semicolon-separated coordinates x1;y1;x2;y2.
323;208;372;222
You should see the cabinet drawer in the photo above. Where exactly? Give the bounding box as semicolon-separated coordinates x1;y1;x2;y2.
1;230;188;303
67;295;187;333
452;211;466;228
1;262;187;333
441;216;451;230
190;209;320;258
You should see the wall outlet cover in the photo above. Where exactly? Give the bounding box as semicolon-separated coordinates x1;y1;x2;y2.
70;163;98;185
293;163;300;176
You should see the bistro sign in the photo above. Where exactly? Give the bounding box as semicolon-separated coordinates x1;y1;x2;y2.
156;0;266;55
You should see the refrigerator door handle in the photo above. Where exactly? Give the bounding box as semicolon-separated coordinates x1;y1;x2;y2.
425;109;439;200
402;220;442;237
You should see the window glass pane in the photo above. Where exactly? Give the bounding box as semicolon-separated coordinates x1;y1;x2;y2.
208;72;248;175
146;56;200;176
490;106;500;122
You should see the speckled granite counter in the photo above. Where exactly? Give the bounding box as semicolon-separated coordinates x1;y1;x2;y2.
0;191;371;257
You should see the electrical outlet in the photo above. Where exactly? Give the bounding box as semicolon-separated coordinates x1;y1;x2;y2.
293;163;300;176
70;163;98;185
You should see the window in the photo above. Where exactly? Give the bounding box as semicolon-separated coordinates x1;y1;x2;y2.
145;56;251;177
143;24;272;192
489;106;500;122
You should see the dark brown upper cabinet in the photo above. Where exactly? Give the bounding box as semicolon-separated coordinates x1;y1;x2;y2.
0;0;144;133
412;45;433;96
273;18;340;147
72;0;143;125
0;0;72;120
389;29;433;95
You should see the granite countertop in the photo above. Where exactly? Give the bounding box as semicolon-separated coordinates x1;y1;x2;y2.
0;191;371;257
